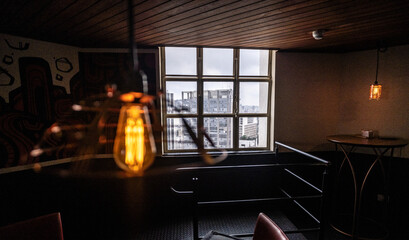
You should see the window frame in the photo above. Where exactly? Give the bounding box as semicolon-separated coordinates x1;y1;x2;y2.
160;47;274;154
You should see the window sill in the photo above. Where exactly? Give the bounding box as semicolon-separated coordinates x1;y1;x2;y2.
161;150;274;158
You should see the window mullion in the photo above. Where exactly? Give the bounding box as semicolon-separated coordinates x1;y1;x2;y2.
267;49;273;151
160;47;171;153
233;48;240;150
197;47;204;148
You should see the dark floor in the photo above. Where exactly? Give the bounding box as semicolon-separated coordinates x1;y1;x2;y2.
133;204;313;240
131;206;397;240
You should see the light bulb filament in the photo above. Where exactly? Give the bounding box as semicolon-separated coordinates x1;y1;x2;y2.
369;84;382;100
114;104;155;175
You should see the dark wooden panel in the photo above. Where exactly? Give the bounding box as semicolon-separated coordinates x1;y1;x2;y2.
1;0;409;51
49;0;126;44
87;0;197;47
247;4;409;50
6;0;55;32
111;0;249;44
158;1;408;49
152;0;351;47
0;0;31;29
166;1;375;45
24;0;79;36
136;0;328;43
64;0;130;39
66;0;171;45
27;0;99;43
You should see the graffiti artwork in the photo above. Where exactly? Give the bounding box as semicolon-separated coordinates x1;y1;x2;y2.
0;66;15;86
0;50;157;170
55;57;73;72
2;54;13;65
5;39;30;50
56;73;63;81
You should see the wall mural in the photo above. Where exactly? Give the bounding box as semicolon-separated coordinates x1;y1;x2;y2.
0;34;158;170
0;34;79;169
0;66;14;86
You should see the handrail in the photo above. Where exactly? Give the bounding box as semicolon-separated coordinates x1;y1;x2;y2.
172;142;331;240
284;168;322;193
275;141;329;164
170;187;193;195
280;188;320;224
197;195;322;206
175;162;326;172
275;141;331;240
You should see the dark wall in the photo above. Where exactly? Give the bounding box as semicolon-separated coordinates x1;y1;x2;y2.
0;51;158;169
0;153;284;240
0;50;159;239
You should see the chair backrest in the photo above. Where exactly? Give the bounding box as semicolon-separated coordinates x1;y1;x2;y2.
0;212;64;240
253;213;289;240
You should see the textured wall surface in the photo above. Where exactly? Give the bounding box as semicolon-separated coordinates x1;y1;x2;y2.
0;34;158;170
275;52;343;152
275;45;409;158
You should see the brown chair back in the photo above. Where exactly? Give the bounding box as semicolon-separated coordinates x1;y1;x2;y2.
253;213;289;240
0;212;64;240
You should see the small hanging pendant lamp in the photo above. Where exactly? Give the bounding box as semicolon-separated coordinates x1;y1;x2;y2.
369;48;382;100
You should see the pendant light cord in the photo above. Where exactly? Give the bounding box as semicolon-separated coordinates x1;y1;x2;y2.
128;0;138;75
375;48;379;84
127;0;148;95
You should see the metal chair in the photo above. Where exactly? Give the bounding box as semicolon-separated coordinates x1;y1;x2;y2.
0;212;64;240
202;212;289;240
253;213;289;240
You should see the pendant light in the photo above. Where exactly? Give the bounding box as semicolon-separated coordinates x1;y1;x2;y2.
112;0;156;175
30;0;226;174
369;48;382;100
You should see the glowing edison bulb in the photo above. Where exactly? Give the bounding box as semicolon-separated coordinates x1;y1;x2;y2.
113;104;156;175
369;83;382;100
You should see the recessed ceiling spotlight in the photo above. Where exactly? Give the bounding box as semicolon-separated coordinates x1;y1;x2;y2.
312;29;326;40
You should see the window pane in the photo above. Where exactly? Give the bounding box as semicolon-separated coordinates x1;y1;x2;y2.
165;47;197;75
239;117;267;148
203;48;233;76
204;117;233;149
240;49;269;76
239;82;269;113
203;82;233;114
166;81;197;114
167;118;197;150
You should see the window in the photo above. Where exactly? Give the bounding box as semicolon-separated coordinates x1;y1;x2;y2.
161;47;274;153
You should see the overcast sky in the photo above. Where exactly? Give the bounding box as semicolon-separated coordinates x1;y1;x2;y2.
165;47;269;106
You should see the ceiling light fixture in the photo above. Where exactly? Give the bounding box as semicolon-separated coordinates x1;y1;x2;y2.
312;29;326;40
369;48;385;100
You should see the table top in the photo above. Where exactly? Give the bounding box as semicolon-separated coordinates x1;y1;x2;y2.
327;135;408;148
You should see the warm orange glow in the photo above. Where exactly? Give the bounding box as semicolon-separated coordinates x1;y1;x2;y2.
124;116;144;171
369;84;382;100
120;93;135;102
119;92;144;102
113;104;156;175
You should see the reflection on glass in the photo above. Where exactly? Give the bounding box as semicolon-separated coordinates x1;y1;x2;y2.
204;117;233;149
203;48;233;76
166;81;197;114
239;82;268;113
240;49;269;76
203;82;233;114
239;117;267;148
165;47;197;75
167;118;197;150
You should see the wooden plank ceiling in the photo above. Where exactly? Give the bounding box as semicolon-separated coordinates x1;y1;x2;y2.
1;0;409;52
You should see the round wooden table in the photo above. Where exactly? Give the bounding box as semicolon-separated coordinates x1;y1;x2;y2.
327;135;408;148
327;135;408;240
